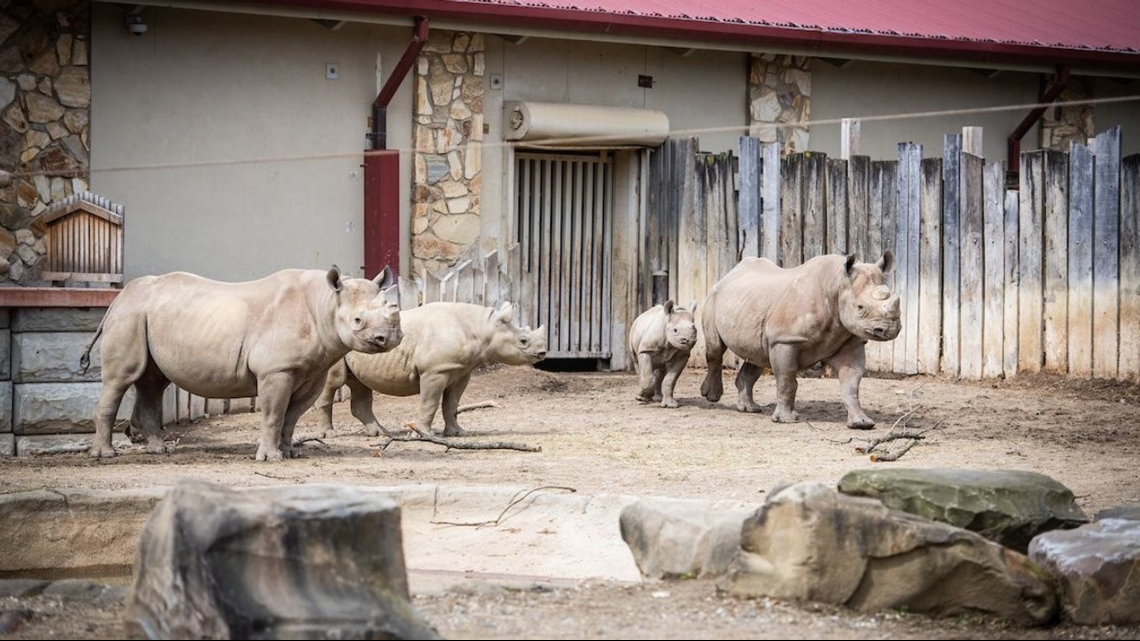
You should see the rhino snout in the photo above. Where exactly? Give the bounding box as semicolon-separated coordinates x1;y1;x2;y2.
535;349;548;360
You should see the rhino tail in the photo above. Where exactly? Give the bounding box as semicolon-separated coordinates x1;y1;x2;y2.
78;315;107;374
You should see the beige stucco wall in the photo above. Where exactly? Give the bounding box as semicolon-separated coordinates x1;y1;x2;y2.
90;5;414;281
1093;78;1140;157
809;59;1043;162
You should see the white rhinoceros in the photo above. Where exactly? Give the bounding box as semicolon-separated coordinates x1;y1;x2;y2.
628;299;697;408
700;252;901;429
82;266;402;461
313;301;546;437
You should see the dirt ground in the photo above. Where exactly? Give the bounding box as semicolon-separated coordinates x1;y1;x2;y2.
1;365;1139;639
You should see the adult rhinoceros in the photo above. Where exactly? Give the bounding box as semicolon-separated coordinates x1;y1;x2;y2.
81;266;402;461
700;253;900;429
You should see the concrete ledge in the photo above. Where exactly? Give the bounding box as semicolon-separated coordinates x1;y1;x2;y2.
0;288;118;308
0;433;12;456
16;432;130;456
11;307;107;333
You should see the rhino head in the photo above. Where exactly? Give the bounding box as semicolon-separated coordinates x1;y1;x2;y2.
488;302;548;365
663;300;698;350
838;252;901;342
327;265;403;354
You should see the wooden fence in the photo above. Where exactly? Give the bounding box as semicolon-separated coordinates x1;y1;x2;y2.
654;126;1138;381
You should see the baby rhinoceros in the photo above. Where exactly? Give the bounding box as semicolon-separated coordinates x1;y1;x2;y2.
628;300;698;408
314;301;547;437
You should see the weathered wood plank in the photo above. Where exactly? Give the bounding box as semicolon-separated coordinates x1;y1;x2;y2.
539;158;554;336
601;155;615;356
1043;150;1070;373
1093;126;1121;378
1120;154;1140;381
780;154;804;267
848;156;871;262
678;139;705;333
941;134;962;376
506;243;521;315
456;260;474;305
869;160;897;372
803;152;827;260
1068;142;1095;377
962;126;983;157
570;161;584;350
423;271;441;304
761;142;781;261
959;152;984;380
893;144;911;373
738;137;760;258
982;162;1006;379
826;158;848;255
592;160;606;352
842;118;860;159
904;143;922;374
484;250;500;307
1004;190;1020;377
398;276;419;310
1019;151;1045;373
918;157;943;374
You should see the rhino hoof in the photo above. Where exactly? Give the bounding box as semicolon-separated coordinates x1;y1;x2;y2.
146;443;170;455
255;447;284;462
441;427;470;438
736;402;763;414
847;417;876;430
771;410;800;423
660;398;680;409
88;445;118;459
636;394;654;403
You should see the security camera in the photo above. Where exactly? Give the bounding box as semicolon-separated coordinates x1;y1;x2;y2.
127;15;147;36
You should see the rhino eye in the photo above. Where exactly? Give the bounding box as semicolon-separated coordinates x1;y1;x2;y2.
672;328;678;333
520;338;529;346
857;305;865;312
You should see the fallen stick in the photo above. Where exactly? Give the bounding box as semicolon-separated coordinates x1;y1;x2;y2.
291;436;326;447
431;485;576;528
870;439;918;462
370;423;540;453
456;401;499;414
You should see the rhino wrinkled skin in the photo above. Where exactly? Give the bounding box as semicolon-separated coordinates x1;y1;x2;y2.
83;266;402;461
315;301;547;437
628;300;698;408
701;252;901;429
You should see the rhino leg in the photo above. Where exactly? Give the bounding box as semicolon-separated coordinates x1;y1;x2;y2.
133;361;171;454
659;354;686;409
314;360;348;437
635;352;656;403
441;373;472;437
734;362;764;413
417;372;448;436
345;369;390;437
651;366;665;402
254;372;299;461
828;337;874;429
90;312;151;459
278;375;328;458
700;318;726;403
769;344;801;423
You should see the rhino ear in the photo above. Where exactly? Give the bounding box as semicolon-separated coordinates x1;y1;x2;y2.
327;265;343;293
877;251;895;275
689;300;698;313
662;299;675;314
495;302;514;325
373;265;395;289
844;254;857;276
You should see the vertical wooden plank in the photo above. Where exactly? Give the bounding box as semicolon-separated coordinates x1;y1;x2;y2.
601;156;614;356
677;138;705;329
540;158;554;336
608;150;637;370
1093;126;1121;379
398;276;419;310
1019;151;1045;373
847;156;871;261
580;161;595;349
1043;150;1070;373
959;152;984;380
472;258;486;306
893;144;911;373
667;141;679;306
826;158;848;255
526;158;541;326
592;159;605;352
841;118;860;159
780;154;804;267
941;134;962;376
918;157;944;374
761;142;781;261
161;385;177;426
1004;190;1020;377
868;161;897;372
1120;154;1140;380
802;152;827;260
962;126;983;157
506;244;521;312
456;260;474;304
982;162;1006;379
441;271;458;302
738;137;760;258
484;250;500;307
721;152;739;281
556;160;571;352
1068;142;1095;377
423;271;440;304
905;143;922;374
569;161;584;351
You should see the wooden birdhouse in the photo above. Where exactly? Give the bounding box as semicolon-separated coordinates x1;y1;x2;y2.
39;192;125;287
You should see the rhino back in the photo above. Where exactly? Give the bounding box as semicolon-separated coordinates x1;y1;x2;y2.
629;307;666;354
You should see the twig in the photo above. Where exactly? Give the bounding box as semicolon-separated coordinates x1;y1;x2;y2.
431;485;577;528
855;433;927;454
371;422;541;453
253;471;302;483
870;439;918;462
456;401;499;414
292;436;326;447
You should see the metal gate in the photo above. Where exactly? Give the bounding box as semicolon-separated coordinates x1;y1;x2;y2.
515;151;613;358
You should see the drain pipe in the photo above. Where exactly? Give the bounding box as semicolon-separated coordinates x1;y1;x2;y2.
1007;65;1069;179
364;16;429;279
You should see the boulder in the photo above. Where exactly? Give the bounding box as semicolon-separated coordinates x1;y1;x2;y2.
1029;519;1140;625
1095;505;1140;522
838;469;1087;552
125;481;440;640
619;497;753;580
721;482;1058;626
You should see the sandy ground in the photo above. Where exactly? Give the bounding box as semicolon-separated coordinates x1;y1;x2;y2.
1;365;1138;639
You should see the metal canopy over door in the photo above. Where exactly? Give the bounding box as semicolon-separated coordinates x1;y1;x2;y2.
515;151;614;359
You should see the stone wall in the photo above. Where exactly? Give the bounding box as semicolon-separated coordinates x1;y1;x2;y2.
0;306;132;456
411;29;485;278
0;0;91;285
1039;76;1094;152
748;54;811;156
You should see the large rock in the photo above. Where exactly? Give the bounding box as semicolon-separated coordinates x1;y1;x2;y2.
838;469;1087;552
1029;519;1140;625
721;482;1058;626
11;306;107;332
13;382;133;434
1096;505;1140;521
619;498;753;580
12;331;101;382
125;481;441;640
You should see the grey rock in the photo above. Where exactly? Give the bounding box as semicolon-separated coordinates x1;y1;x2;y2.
1030;519;1140;625
619;497;752;580
0;579;49;598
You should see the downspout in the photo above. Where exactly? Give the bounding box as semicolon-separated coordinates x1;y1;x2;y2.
1007;65;1069;179
364;16;429;279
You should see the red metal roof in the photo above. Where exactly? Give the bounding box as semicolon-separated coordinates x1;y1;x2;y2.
251;0;1140;70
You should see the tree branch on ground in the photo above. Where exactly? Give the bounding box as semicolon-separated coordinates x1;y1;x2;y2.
840;386;947;462
369;423;541;453
430;485;577;528
456;401;500;414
